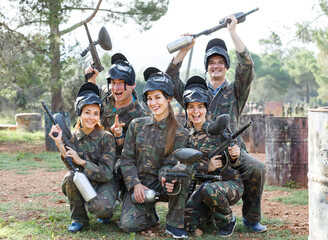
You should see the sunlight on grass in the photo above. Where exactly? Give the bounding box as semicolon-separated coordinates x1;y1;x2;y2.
0;129;44;143
0;151;64;172
272;190;308;206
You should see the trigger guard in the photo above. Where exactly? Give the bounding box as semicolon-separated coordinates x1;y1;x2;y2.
216;151;229;173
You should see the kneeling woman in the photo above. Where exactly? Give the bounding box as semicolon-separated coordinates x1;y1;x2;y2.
183;76;244;238
119;68;189;238
49;83;117;232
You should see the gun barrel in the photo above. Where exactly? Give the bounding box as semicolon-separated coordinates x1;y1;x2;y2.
194;7;259;38
232;121;252;139
41;101;57;125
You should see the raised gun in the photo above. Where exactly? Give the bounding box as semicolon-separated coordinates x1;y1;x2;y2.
167;7;259;53
41;101;97;202
81;24;112;82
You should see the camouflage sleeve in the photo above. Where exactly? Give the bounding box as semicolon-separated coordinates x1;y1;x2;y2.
159;127;189;180
234;48;255;115
165;60;186;109
83;131;116;182
120;120;141;192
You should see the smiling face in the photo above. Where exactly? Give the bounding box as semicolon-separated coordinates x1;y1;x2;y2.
111;79;135;107
207;55;228;81
146;90;171;121
80;104;100;132
187;101;207;130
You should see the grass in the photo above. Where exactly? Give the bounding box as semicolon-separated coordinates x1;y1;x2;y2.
0;129;44;143
0;130;308;239
0;114;16;125
0;151;64;172
264;183;308;206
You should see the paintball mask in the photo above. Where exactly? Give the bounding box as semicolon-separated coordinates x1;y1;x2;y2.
75;82;103;116
106;53;135;87
204;38;230;70
142;67;174;104
183;76;211;109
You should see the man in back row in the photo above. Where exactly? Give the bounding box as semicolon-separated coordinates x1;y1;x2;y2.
85;53;146;222
165;14;267;233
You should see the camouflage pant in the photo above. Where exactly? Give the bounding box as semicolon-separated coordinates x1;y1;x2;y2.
235;149;266;223
61;171;120;225
119;180;187;233
184;178;243;231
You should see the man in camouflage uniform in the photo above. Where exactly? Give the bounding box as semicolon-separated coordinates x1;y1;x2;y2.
86;53;147;203
166;15;267;232
119;68;189;238
49;82;116;232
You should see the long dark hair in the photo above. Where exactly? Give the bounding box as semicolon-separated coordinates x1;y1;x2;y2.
165;99;178;156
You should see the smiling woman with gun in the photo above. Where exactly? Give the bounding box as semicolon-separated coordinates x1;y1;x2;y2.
48;82;117;233
182;76;243;238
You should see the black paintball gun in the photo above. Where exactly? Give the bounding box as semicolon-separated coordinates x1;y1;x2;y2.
81;24;112;82
166;7;259;53
41;101;97;202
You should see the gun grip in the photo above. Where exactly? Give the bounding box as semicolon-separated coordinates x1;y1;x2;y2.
85;71;95;82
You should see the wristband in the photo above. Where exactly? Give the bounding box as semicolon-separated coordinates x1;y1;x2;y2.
115;134;124;139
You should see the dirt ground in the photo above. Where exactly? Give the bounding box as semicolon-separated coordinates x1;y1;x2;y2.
0;142;308;237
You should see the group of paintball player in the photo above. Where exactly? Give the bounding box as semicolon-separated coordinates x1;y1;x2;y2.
49;15;266;238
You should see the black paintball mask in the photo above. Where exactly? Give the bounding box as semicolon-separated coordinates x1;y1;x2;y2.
204;38;230;71
75;82;103;116
106;53;135;91
183;76;211;109
142;67;174;104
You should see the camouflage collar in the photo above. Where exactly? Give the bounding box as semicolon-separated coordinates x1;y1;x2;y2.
76;125;101;141
104;90;142;117
144;114;167;129
208;80;228;96
189;120;209;135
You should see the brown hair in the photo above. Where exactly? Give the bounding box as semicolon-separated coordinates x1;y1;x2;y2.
164;102;178;156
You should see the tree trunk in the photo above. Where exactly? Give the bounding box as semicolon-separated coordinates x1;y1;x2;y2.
306;82;309;104
49;1;63;111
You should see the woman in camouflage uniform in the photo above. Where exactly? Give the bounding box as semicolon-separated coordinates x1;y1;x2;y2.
119;67;189;238
183;76;244;238
49;82;117;233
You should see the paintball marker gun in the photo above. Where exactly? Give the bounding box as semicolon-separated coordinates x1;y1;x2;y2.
167;7;259;53
41;101;97;202
208;120;252;160
81;24;112;82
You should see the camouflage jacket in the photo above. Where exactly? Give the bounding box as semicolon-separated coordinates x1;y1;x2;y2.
120;115;189;192
166;49;254;150
62;125;116;184
99;87;147;158
187;121;240;181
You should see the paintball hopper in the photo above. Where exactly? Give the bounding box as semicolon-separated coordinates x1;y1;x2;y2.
97;26;112;51
81;26;112;57
206;114;230;136
173;148;203;165
81;25;112;81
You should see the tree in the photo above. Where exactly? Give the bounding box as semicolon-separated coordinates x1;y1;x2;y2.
285;48;319;103
0;0;169;111
295;0;328;104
